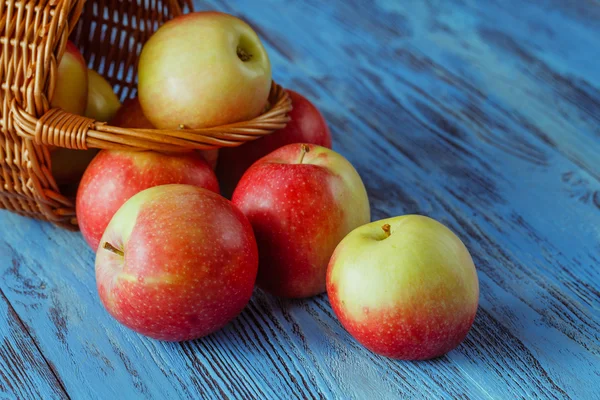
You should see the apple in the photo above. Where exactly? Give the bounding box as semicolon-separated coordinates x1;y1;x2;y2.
138;11;272;129
96;184;258;341
217;90;332;197
327;215;479;360
77;150;220;250
109;97;154;129
199;149;219;171
51;41;88;115
110;97;220;170
232;144;370;298
85;69;121;122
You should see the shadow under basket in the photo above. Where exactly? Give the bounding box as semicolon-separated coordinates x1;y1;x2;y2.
0;0;292;230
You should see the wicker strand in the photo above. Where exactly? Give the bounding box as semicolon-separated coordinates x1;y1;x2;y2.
11;82;292;152
34;107;92;149
1;0;293;229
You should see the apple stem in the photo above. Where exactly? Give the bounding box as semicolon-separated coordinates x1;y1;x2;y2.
236;47;253;62
382;224;391;238
103;242;124;257
298;144;310;164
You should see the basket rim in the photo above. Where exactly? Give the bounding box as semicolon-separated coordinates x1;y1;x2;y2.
11;81;292;153
1;0;291;229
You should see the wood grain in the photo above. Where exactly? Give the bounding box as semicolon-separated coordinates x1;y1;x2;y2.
1;0;599;398
0;289;67;400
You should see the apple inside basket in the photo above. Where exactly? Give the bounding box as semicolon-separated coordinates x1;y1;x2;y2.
6;0;291;228
64;2;292;152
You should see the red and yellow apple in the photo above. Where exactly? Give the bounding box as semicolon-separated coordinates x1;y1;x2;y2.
96;184;258;341
51;41;88;115
76;150;219;250
85;69;121;122
109;97;220;170
327;215;479;360
138;11;272;129
217;90;332;197
232;144;370;298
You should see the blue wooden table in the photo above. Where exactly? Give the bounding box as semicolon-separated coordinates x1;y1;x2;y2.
1;0;599;398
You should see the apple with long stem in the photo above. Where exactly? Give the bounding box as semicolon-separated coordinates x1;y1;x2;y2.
96;184;258;341
232;144;370;298
327;215;479;360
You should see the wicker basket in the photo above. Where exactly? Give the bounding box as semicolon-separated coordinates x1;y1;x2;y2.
0;0;292;229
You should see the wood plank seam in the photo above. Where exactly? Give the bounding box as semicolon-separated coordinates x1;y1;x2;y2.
0;288;70;400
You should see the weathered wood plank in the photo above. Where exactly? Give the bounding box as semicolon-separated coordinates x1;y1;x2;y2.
2;228;489;399
0;289;67;400
0;0;599;398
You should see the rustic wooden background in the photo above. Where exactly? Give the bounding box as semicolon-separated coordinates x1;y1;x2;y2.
1;0;599;398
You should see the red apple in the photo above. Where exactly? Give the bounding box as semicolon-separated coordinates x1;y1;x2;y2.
138;11;272;129
110;97;154;129
199;149;219;171
327;215;479;360
232;144;370;298
51;41;88;115
85;69;121;122
96;184;258;341
110;97;219;170
217;90;332;197
77;150;219;250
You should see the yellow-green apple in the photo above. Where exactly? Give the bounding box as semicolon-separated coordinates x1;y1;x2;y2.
110;96;220;170
85;69;121;122
138;11;272;129
96;184;258;341
51;41;88;115
217;90;332;197
327;215;479;360
76;150;219;250
232;144;370;298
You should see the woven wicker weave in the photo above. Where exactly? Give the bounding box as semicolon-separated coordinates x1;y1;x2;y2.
0;0;292;229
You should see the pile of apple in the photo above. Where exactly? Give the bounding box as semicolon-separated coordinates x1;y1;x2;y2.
54;12;478;360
